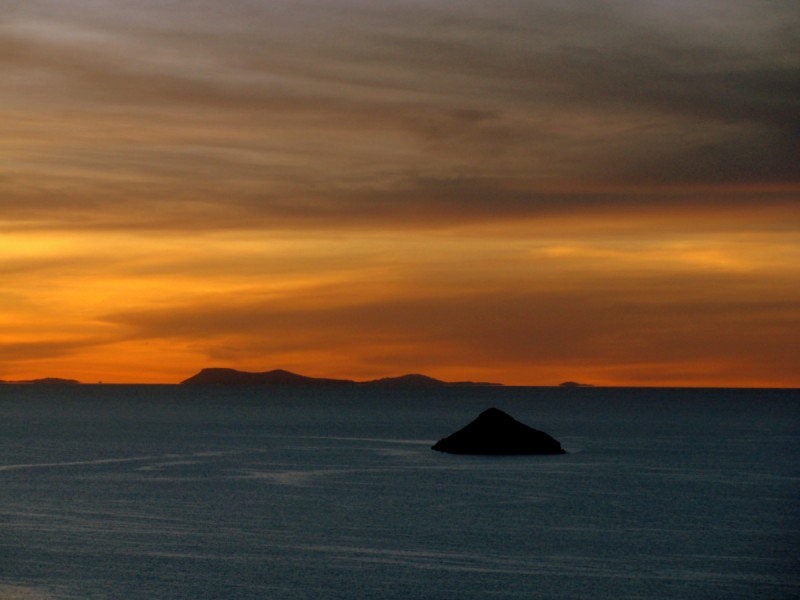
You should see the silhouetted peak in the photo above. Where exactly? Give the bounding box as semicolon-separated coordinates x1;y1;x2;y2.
0;377;81;385
432;407;565;455
364;373;446;386
181;368;502;386
181;368;354;385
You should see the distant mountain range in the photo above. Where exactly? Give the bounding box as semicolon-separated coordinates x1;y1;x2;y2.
180;368;502;387
0;377;81;385
0;370;593;387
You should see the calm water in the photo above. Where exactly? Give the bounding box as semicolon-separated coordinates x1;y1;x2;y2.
1;385;798;599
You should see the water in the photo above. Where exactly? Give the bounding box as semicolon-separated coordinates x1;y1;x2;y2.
1;385;798;599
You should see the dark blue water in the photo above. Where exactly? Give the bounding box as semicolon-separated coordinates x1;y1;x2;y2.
1;385;798;599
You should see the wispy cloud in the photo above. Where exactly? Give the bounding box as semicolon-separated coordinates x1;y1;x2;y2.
2;0;797;230
2;1;798;384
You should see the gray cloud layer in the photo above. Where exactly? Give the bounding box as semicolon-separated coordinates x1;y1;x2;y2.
2;0;798;230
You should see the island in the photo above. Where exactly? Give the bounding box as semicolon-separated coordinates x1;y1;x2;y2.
432;407;566;455
181;368;501;387
558;381;594;387
0;377;81;385
181;368;354;386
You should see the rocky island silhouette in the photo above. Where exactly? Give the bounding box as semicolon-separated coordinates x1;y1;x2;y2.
432;408;566;455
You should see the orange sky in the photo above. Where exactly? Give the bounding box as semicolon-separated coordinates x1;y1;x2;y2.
2;0;798;386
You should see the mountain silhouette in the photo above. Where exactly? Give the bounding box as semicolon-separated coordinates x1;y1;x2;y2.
432;408;565;455
181;368;355;385
0;377;81;385
181;368;501;386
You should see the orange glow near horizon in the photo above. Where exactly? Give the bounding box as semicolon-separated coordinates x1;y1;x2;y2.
2;225;798;387
2;1;798;387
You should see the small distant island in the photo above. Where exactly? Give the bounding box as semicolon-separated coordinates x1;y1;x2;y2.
0;377;81;385
558;381;594;387
181;368;502;387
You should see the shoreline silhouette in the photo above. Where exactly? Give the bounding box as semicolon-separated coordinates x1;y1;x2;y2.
180;368;503;387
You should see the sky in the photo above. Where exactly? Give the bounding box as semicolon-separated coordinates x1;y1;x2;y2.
2;0;798;386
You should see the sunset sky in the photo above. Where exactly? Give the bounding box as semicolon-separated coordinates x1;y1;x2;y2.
2;0;798;386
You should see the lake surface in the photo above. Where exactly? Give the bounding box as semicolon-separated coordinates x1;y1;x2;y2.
1;385;798;599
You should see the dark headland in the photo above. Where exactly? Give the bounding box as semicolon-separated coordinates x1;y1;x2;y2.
181;368;352;386
432;408;566;455
0;377;81;385
181;368;502;387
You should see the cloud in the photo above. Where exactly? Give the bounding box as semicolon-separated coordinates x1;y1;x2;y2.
1;0;797;231
2;1;798;386
99;266;800;384
0;338;104;362
3;221;797;383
